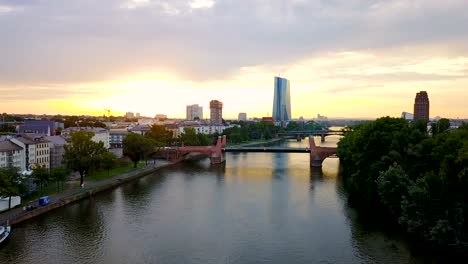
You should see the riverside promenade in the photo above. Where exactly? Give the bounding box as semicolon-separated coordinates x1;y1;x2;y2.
0;161;174;226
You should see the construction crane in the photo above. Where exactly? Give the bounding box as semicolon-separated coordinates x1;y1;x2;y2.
104;109;111;122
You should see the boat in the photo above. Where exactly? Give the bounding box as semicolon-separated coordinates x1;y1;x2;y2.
0;225;11;245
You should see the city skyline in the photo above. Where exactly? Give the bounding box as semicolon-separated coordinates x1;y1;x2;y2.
1;1;468;119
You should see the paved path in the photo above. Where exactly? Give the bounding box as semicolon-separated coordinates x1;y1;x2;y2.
0;161;172;225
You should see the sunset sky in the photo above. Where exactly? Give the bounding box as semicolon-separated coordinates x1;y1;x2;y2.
1;0;467;119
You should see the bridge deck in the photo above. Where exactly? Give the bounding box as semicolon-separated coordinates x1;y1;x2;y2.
223;147;310;153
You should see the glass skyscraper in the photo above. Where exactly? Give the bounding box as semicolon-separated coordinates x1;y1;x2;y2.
272;76;291;122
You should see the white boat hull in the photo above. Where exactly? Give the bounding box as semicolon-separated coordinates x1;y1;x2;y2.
0;226;11;245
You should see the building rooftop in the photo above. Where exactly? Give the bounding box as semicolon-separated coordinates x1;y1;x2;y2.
0;140;22;152
63;127;109;133
44;136;68;145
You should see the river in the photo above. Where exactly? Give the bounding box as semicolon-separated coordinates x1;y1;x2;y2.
0;137;433;263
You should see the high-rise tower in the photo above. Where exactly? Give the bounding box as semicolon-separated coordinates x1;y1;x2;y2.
272;76;291;122
413;91;430;121
186;104;203;120
210;100;223;125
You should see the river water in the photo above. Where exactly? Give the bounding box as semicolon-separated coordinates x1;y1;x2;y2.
1;137;432;263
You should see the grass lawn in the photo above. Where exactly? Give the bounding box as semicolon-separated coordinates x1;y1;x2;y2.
86;162;145;182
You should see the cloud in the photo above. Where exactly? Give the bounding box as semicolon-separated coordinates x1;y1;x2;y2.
0;0;468;85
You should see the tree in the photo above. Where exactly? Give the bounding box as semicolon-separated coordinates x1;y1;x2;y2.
286;121;300;131
179;127;199;146
376;163;411;216
50;167;67;191
32;166;50;193
145;124;174;146
123;133;155;168
101;152;117;177
337;117;411;205
0;167;25;209
63;130;107;186
431;118;451;136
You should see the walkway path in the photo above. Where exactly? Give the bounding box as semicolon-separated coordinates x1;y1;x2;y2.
0;160;173;226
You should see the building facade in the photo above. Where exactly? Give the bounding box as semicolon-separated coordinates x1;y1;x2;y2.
413;91;430;121
10;135;50;169
272;76;291;122
186;104;203;120
401;112;414;121
0;141;23;170
125;112;135;119
45;136;67;169
238;113;247;121
210;100;223;125
109;129;129;148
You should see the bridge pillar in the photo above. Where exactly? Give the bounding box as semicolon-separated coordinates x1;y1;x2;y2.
309;137;324;167
210;135;226;164
296;134;301;142
210;150;225;164
320;134;326;143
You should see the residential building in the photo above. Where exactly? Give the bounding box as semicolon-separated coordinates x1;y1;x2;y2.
10;135;50;170
238;113;247;121
136;112;140;118
414;91;430;121
0;140;23;170
186;104;203;120
125;112;135;119
128;125;151;136
18;120;55;136
109;129;129;148
272;76;291;123
62;127;110;149
210;100;223;125
45;136;67;169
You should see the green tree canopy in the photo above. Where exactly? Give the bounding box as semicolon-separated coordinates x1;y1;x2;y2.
101;151;117;176
63;130;107;185
338;117;468;249
145;124;174;146
32;166;50;192
0;167;25;209
123;133;155;168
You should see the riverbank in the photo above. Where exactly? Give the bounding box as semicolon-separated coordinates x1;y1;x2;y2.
0;161;178;226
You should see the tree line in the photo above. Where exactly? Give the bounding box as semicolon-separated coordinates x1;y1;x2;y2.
222;120;325;144
337;117;468;249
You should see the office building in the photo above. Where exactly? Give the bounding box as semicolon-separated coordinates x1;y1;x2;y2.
238;113;247;121
401;112;414;121
210;100;223;125
186;104;203;120
125;112;135;119
272;76;291;122
413;91;430;121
